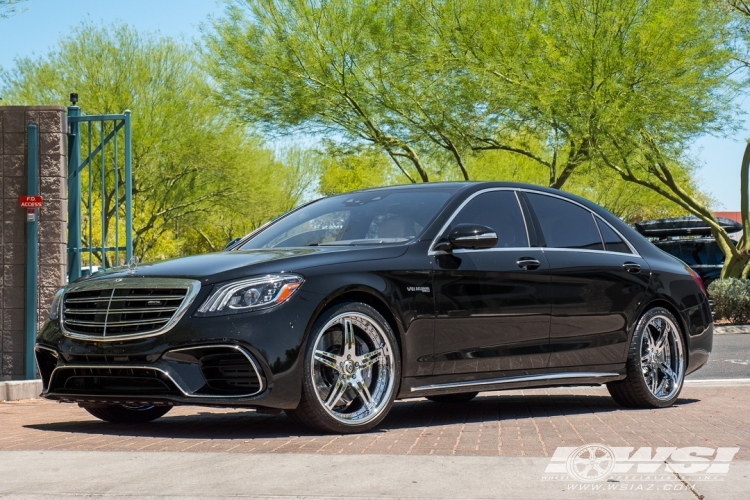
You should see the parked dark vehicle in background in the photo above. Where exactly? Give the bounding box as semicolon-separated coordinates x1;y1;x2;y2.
634;216;742;287
36;183;713;433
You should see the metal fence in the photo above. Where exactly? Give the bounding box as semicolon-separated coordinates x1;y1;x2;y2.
66;101;133;282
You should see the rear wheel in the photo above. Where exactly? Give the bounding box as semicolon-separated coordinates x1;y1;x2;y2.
288;302;400;434
84;404;172;423
607;307;686;408
426;392;478;403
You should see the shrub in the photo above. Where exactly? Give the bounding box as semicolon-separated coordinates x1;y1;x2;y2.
707;278;750;324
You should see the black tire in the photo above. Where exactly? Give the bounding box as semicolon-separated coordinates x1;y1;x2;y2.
426;392;479;403
607;307;686;409
287;302;401;434
284;409;306;427
84;404;172;423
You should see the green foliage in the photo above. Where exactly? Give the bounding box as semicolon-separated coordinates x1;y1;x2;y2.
708;278;750;324
318;146;401;196
204;0;733;193
0;23;308;261
467;149;689;223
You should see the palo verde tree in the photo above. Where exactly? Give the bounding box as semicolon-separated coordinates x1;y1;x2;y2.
1;23;308;261
204;0;730;196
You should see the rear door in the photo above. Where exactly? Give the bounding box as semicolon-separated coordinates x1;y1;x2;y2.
431;189;551;375
523;191;650;368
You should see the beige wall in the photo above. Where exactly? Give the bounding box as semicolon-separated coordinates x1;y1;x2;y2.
0;106;67;380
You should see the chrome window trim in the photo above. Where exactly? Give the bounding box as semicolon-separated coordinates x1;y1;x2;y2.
451;247;543;254
429;187;641;258
540;247;639;257
592;213;639;256
518;188;641;257
592;212;605;251
166;344;266;397
515;190;531;248
44;345;265;399
60;277;202;342
428;187;531;256
411;372;620;392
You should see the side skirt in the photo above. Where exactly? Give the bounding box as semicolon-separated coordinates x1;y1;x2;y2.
400;369;625;399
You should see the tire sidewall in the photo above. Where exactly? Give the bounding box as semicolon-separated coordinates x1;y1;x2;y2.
300;301;401;433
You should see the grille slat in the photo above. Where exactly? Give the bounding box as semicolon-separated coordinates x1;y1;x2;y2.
65;307;179;315
65;295;186;303
62;284;189;338
65;318;171;327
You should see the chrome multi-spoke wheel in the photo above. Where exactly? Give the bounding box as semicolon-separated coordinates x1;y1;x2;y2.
639;314;684;400
289;302;400;433
607;307;686;408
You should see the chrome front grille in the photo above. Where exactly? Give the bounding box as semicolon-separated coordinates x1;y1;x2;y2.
60;277;201;341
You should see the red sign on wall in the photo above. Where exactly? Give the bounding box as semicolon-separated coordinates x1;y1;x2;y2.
20;195;43;208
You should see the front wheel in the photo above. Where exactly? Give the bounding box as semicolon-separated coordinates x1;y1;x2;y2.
607;307;686;408
84;404;172;423
288;302;401;434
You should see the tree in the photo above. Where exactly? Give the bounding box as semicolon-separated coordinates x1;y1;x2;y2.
205;0;730;194
1;23;307;261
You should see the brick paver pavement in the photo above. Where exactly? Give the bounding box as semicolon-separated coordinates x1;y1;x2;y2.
1;385;748;459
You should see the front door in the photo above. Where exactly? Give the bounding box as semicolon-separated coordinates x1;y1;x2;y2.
432;189;552;375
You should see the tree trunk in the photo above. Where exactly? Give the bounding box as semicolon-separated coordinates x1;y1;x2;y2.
720;140;750;278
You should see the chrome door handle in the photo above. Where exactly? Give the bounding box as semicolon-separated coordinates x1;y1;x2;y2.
623;262;641;273
517;257;540;270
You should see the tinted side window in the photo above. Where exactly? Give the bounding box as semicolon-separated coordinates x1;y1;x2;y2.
679;240;725;266
596;219;632;254
526;193;603;250
451;191;529;248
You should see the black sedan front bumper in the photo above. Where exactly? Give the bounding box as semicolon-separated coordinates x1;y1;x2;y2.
35;290;322;410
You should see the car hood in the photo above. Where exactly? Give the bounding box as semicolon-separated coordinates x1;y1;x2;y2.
82;246;408;285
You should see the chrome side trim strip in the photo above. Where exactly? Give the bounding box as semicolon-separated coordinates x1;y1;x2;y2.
60;277;201;342
410;372;620;392
166;344;266;397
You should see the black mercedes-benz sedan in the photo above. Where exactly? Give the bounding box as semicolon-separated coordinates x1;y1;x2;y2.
35;182;713;433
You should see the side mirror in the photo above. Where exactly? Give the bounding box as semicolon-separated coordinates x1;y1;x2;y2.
224;237;242;251
446;224;498;250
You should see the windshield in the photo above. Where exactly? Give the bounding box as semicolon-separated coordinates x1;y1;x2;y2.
239;187;457;249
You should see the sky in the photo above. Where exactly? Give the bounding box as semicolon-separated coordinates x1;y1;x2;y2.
0;0;747;211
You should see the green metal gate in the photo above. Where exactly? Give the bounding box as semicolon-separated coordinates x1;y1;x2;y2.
67;97;133;282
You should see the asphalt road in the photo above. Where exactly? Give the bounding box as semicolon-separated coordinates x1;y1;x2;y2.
687;333;750;379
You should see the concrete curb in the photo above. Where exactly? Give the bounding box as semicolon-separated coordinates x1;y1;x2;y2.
685;378;750;387
0;380;42;402
715;324;750;334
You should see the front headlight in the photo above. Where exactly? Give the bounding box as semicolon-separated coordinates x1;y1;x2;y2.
48;288;65;320
196;274;304;316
